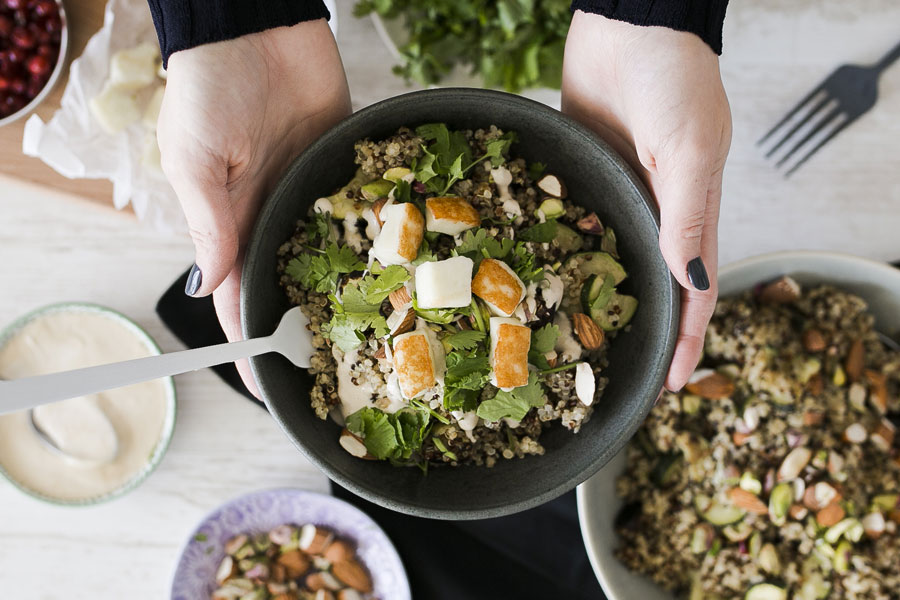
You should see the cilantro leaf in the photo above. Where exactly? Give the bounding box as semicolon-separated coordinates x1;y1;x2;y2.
509;241;544;284
306;211;332;244
528;323;559;369
361;265;410;304
443;351;492;411
476;373;546;422
415;148;439;184
326;244;366;274
285;254;315;288
528;161;546;181
518;220;558;243
346;407;431;461
483;132;517;167
445;330;486;351
321;315;367;352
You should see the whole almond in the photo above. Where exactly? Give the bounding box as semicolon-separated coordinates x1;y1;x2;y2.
732;431;752;446
816;502;846;527
685;370;735;400
865;369;888;413
844;338;864;382
270;563;287;584
314;591;336;600
388;308;415;336
332;558;373;593
298;525;333;555
759;276;801;304
389;287;412;311
727;487;768;515
372;198;387;226
277;549;310;578
802;411;824;426
571;313;604;350
306;572;342;592
802;328;827;352
323;539;355;564
777;447;812;482
789;504;809;520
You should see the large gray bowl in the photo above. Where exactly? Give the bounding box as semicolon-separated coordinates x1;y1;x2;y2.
578;251;900;598
241;88;679;519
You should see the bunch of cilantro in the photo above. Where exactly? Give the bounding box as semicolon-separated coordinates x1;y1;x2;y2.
354;0;571;93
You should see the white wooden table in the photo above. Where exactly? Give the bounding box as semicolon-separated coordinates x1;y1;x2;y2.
1;1;899;597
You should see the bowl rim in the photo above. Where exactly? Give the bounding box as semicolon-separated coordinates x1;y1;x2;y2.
576;249;900;599
0;301;177;506
0;0;70;128
168;487;412;600
241;87;679;519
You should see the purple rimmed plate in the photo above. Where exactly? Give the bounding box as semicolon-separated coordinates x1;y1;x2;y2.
170;488;410;600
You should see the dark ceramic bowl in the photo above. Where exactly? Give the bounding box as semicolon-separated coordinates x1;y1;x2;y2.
241;88;679;519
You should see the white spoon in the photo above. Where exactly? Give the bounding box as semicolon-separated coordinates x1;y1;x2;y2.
0;307;312;416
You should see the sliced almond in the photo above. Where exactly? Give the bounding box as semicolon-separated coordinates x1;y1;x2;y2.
277;549;311;579
863;512;886;539
802;410;824;426
571;313;604;350
323;539;355;564
314;590;336;600
332;558;373;593
865;369;888;413
870;419;896;452
224;534;248;556
727;487;768;515
802;328;827;352
389;286;412;311
790;504;809;520
339;429;374;460
777;447;812;482
215;555;237;585
685;370;735;400
298;524;333;555
816;502;846;527
387;308;415;336
305;571;342;592
843;423;868;444
759;276;801;304
372;198;387;227
805;481;840;511
844;338;865;382
536;174;567;198
827;451;845;478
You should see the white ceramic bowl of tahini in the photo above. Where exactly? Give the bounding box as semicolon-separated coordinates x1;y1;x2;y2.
0;302;176;506
577;251;900;599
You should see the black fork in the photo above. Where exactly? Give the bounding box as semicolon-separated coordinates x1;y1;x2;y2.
758;39;900;177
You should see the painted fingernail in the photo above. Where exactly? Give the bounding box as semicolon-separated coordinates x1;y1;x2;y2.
686;257;710;291
185;263;202;296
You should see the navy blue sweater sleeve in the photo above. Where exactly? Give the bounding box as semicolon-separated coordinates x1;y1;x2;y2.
571;0;729;54
147;0;330;67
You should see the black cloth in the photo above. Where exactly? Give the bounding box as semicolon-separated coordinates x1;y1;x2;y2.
156;267;606;600
147;0;330;67
571;0;729;54
147;0;727;67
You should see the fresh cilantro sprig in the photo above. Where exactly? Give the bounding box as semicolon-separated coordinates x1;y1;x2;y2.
518;220;558;243
413;124;516;195
346;407;431;461
444;330;486;351
306;211;332;245
443;350;492;412
528;323;559;370
476;372;546;422
285;243;366;294
455;228;542;283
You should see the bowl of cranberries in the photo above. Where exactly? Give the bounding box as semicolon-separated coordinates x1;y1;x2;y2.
0;0;67;125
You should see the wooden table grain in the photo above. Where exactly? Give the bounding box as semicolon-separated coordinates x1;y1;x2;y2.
0;0;899;598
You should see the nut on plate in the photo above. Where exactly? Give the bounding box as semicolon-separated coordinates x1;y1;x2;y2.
386;308;415;336
727;487;768;515
816;502;846;527
536;174;567;198
571;313;604;350
758;276;801;304
802;328;827;352
306;571;342;592
277;549;311;578
844;338;865;382
685;369;735;400
323;539;355;564
389;286;412;311
299;524;333;555
339;429;374;459
331;558;374;593
575;213;604;235
864;369;888;413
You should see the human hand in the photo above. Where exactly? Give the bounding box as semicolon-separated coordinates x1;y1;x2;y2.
562;11;732;391
157;19;352;396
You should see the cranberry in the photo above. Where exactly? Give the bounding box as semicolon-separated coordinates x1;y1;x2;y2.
0;76;8;91
6;45;26;63
4;0;25;11
34;26;50;44
36;42;53;58
26;77;42;98
0;14;12;35
10;26;35;48
25;53;47;75
32;0;55;17
43;12;59;32
9;75;24;94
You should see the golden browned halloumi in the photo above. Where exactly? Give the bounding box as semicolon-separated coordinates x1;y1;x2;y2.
471;258;526;317
392;330;438;398
425;197;481;235
372;202;424;265
489;317;531;389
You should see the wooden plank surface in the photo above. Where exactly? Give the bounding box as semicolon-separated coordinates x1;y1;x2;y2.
0;0;114;204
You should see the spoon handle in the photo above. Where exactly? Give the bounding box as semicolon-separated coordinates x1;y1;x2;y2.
0;336;274;414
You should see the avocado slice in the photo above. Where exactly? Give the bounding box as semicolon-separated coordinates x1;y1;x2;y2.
589;293;638;331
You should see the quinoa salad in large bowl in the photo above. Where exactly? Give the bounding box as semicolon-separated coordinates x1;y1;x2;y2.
275;123;638;471
613;276;900;600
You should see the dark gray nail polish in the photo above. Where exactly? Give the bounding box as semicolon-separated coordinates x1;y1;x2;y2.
185;263;202;296
686;257;710;291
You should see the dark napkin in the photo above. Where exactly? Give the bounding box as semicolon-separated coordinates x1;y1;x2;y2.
156;268;606;600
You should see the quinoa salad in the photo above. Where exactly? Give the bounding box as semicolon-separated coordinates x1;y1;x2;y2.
614;276;900;600
276;124;637;470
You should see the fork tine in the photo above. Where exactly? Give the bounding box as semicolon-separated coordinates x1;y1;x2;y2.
757;85;826;145
764;95;832;158
783;117;853;177
775;107;844;168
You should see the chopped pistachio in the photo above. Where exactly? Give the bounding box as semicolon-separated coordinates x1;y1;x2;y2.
769;483;793;525
833;365;847;387
748;531;762;559
682;394;702;415
871;494;900;513
834;540;853;574
739;472;763;495
758;543;781;574
824;518;862;544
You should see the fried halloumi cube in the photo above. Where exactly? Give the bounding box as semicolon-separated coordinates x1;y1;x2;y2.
415;256;473;309
425;197;481;235
489;317;531;389
372;203;425;265
392;328;446;399
471;258;526;317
